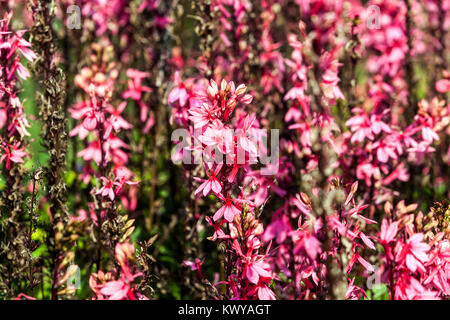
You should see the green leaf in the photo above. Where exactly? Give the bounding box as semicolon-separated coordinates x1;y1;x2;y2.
31;228;47;242
370;283;389;300
31;243;47;258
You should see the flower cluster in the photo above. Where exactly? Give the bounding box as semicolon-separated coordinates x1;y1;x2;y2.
172;78;275;299
1;0;450;302
377;201;450;299
69;42;137;210
0;11;34;168
90;242;147;300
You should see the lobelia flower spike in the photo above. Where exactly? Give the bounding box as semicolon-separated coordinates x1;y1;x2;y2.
90;241;147;300
69;42;139;289
181;77;275;300
0;10;34;298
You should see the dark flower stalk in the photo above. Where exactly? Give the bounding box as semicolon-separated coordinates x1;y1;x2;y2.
28;0;70;300
404;0;417;116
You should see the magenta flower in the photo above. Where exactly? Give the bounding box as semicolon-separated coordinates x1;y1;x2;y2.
0;142;27;169
96;177;116;201
99;279;135;300
106;102;132;132
194;164;223;197
78;140;102;165
346;249;374;274
346;110;375;143
250;283;276;300
435;79;450;93
188;103;218;129
372;139;398;163
205;216;230;241
380;219;398;244
397;233;430;273
213;195;241;222
245;259;272;284
123;69;151;101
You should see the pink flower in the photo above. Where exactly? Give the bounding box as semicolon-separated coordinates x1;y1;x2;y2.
238;114;258;156
284;84;306;102
302;234;321;260
395;275;440;300
82;109;100;130
205;216;230;241
421;126;439;144
194;164;223;197
262;214;292;244
214;194;241;222
96;177;116;201
346;278;367;300
435;79;450;93
254;284;276;300
169;85;189;107
372;139;397;163
397;233;430;273
0;142;27;169
347;204;375;224
359;232;376;250
245;260;272;284
182;258;204;278
370;114;392;135
0;107;6;129
107;102;132;132
346;250;374;274
78;140;102;165
206;79;219;98
380;219;398;244
169;72;189;107
188;103;218;128
198;121;232;154
123;69;151;101
69;123;90;139
99;279;135;300
319;49;344;101
346;111;374;143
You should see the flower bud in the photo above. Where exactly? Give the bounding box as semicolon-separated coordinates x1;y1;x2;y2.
235;84;247;96
207;80;218;98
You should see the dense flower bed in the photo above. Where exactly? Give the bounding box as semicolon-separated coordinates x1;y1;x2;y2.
0;0;449;300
